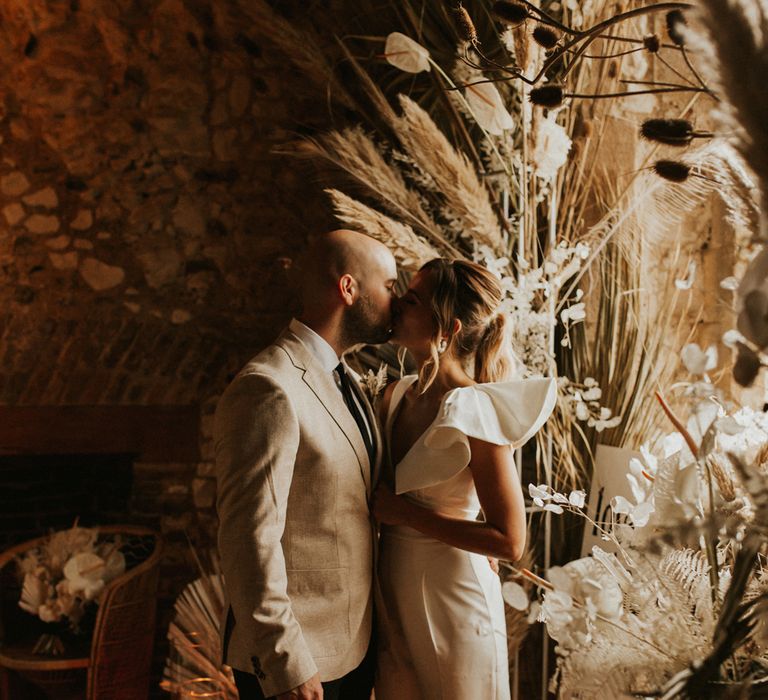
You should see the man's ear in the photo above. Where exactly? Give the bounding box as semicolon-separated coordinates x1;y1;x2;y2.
339;274;357;306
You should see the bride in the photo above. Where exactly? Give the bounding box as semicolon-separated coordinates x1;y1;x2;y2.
372;258;556;700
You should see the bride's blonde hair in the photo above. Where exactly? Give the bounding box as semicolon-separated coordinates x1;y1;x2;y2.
417;258;514;393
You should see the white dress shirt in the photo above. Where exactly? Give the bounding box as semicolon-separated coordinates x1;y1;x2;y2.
289;319;373;445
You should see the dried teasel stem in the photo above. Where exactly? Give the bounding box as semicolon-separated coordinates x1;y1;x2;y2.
666;9;687;46
529;84;564;107
492;0;529;26
452;4;478;43
640;118;713;146
643;34;661;53
653;159;691;182
532;25;560;49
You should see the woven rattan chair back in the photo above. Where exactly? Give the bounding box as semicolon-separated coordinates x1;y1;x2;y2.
0;525;162;700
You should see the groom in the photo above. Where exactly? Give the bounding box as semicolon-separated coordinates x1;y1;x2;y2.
214;229;397;700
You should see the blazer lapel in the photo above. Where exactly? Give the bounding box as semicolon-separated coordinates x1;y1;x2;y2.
278;331;372;493
347;373;381;492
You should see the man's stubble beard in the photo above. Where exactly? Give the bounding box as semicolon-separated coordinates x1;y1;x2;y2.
340;293;392;347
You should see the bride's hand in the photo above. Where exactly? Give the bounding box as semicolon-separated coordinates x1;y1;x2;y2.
371;484;412;526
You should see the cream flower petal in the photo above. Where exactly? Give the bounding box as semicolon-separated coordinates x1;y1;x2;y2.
384;32;431;73
465;82;514;135
502;581;530;611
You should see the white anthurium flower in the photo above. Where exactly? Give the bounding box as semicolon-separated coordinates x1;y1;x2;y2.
569;490;586;508
465;82;515;135
674;260;697;289
551;491;569;504
720;276;739;291
715;415;744;436
63;552;107;601
687;401;719;444
502;581;530;611
383;32;431;73
626;457;654;503
681;342;718;375
575;401;589;421
660;433;686;460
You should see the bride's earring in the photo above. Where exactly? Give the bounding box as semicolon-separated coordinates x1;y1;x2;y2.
438;338;448;354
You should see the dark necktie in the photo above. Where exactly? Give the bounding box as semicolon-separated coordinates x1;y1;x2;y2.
335;362;375;468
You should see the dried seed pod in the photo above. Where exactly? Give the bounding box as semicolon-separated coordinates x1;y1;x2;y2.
492;1;529;25
706;453;736;501
733;341;762;387
529;84;564;107
641;118;694;146
532;25;559;49
666;10;687;46
643;34;660;53
653;159;690;182
452;4;478;43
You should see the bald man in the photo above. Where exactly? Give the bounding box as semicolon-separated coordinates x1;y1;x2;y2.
215;230;398;700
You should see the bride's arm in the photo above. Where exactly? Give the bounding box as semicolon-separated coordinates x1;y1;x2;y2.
371;437;526;562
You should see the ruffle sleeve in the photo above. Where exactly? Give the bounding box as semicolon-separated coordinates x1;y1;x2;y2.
395;377;557;494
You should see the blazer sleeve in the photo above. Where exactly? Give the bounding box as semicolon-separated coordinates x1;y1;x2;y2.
214;371;318;696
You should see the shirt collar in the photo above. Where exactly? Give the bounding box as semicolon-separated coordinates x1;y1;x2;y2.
289;319;340;374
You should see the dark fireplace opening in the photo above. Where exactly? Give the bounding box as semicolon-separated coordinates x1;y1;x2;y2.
0;454;134;550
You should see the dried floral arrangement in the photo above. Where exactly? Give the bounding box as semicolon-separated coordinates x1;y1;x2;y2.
160;550;237;698
15;524;125;653
501;350;768;697
242;0;765;693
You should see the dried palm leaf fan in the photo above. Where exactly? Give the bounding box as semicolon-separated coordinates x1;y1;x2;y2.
161;549;237;699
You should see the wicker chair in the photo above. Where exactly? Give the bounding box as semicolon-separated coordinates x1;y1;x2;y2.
0;525;163;700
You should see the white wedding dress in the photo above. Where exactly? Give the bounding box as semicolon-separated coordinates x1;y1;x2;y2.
375;375;557;700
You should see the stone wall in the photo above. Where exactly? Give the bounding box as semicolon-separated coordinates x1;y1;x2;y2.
0;1;339;696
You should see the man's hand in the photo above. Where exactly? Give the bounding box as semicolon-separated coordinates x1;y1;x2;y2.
276;673;323;700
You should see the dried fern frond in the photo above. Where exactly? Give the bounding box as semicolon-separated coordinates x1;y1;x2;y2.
326;189;441;270
395;95;505;253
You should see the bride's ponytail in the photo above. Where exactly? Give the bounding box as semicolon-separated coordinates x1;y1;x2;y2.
475;313;514;383
415;259;516;390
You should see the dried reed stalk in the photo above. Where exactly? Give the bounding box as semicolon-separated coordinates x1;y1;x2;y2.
241;2;356;112
281;126;459;253
326;188;441;270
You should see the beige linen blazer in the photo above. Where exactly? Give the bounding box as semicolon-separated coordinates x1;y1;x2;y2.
214;327;381;697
